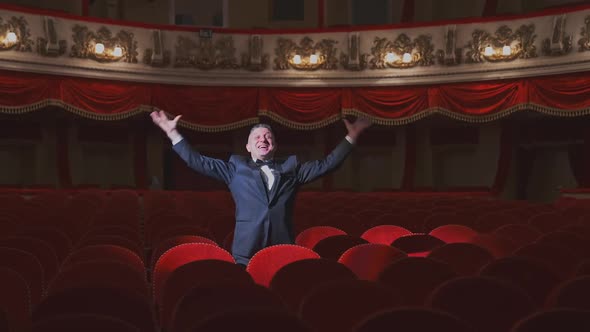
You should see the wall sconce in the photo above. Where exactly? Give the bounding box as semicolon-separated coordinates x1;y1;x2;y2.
288;52;324;70
92;41;124;61
1;31;18;49
480;43;519;62
70;26;137;63
275;36;338;71
382;50;416;68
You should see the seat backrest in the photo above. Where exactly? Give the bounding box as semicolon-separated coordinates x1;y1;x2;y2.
313;235;368;261
153;243;235;304
0;246;44;306
33;287;155;332
429;224;478;244
246;244;320;287
186;308;312;332
269;258;357;312
360;225;412;245
32;313;140;332
150;235;218;271
480;256;561;305
428;276;535;332
47;261;149;298
0;267;31;332
428;242;494;275
62;245;145;276
0;236;59;285
391;234;445;257
492;223;541;247
545;276;590;311
160;260;253;330
378;257;457;306
353;307;475;332
299;279;402;332
338;243;406;281
510;309;590;332
295;226;347;249
170;282;285;332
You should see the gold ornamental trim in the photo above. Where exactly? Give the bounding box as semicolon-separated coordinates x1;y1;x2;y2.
259;109;341;130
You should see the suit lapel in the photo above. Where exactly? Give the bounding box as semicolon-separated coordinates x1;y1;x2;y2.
267;162;282;204
249;160;269;202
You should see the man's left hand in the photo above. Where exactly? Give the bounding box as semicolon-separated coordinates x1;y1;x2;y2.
344;117;372;142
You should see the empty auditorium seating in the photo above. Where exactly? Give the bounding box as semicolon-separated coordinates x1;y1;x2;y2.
545;276;590;310
149;235;218;270
378;257;457;306
62;245;146;276
391;233;445;257
169;282;286;332
338;243;407;281
269;258;357;312
33;287;155;332
159;260;253;330
299;279;402;332
360;225;412;245
186;308;312;332
428;276;535;332
480;256;561;305
246;244;320;287
0;267;31;332
47;261;149;299
510;309;590;332
0;247;44;306
313;235;369;261
295;226;347;249
32;313;141;332
153;243;235;304
429;224;478;243
428;242;494;275
353;307;475;332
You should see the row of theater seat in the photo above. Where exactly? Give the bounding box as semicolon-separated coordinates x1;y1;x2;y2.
1;190;590;331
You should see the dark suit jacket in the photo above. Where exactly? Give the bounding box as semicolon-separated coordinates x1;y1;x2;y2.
172;138;354;264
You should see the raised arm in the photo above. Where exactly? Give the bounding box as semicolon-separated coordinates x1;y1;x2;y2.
150;110;233;184
297;117;372;184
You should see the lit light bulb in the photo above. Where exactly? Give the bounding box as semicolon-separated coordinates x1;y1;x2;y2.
113;46;123;57
6;32;17;43
95;43;105;54
402;52;412;63
292;54;302;65
502;45;511;56
385;52;396;63
484;46;493;56
309;54;318;64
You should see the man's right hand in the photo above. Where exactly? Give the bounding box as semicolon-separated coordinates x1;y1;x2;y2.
150;110;183;143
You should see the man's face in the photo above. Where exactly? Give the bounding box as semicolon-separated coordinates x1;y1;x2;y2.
246;127;276;161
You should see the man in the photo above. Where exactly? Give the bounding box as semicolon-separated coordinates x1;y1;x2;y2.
150;110;371;265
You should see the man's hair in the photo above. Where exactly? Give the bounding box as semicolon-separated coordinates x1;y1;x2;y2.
249;123;274;137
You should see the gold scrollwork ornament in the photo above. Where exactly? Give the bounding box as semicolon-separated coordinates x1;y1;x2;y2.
174;35;239;70
70;25;138;63
274;36;338;71
0;16;33;52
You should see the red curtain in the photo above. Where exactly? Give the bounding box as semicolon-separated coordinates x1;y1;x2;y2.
491;120;514;194
1;69;590;130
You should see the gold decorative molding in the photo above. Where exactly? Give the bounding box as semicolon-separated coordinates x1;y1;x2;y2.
174;35;239;70
0;16;33;52
542;15;572;56
70;25;138;63
143;30;170;67
466;24;537;63
241;35;269;71
437;25;462;65
274;36;338;71
369;34;435;69
578;16;590;52
341;32;369;70
37;17;66;57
